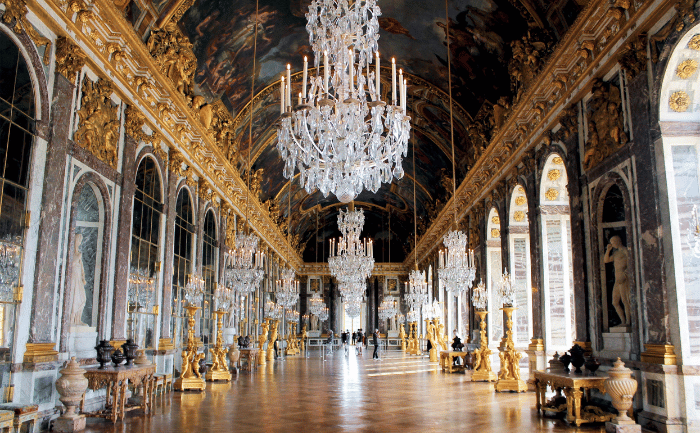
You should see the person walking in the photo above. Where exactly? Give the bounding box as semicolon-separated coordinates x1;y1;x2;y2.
372;329;380;359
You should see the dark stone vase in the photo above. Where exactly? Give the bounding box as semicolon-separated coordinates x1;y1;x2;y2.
585;356;601;374
198;358;208;375
122;339;138;366
569;344;586;374
111;348;126;367
559;353;571;373
95;340;114;369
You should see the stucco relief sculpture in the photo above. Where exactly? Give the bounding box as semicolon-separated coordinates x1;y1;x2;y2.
147;23;197;102
604;236;631;326
74;78;120;168
69;233;88;326
583;79;628;171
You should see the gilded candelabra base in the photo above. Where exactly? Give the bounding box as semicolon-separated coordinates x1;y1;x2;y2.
258;318;269;366
495;306;526;393
267;320;279;362
206;310;232;382
429;348;438;362
472;310;497;383
176;305;206;391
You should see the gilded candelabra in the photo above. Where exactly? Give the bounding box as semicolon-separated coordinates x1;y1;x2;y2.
258;319;269;366
206;310;231;382
434;318;448;351
495;306;527;392
267;320;279;361
408;322;420;355
426;319;439;362
300;324;307;352
471;310;497;382
286;323;299;355
174;305;206;391
398;324;407;352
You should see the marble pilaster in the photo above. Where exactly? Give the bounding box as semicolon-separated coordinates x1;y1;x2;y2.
160;172;178;341
525;167;543;341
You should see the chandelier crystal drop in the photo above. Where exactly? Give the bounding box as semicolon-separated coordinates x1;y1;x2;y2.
345;301;362;318
224;233;265;295
328;207;374;283
276;267;300;309
438;230;476;295
277;0;411;203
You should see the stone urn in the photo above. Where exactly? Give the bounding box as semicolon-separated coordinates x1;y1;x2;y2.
604;358;638;424
133;349;152;365
55;357;88;419
559;352;572;373
569;344;585;374
111;348;126;366
122;339;138;366
228;346;240;364
94;340;114;369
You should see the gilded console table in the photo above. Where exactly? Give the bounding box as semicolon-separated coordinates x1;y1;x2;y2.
439;351;467;373
81;365;156;423
534;370;614;426
239;348;259;372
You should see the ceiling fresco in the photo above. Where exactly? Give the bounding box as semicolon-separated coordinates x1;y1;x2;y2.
176;0;578;261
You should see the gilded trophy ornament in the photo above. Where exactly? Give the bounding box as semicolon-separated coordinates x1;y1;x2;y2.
583;80;628;171
146;23;197;102
670;91;691;112
676;59;698;79
74;78;120;169
0;0;51;64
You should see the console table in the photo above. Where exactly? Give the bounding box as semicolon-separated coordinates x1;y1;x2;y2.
81;364;156;423
439;351;467;373
534;370;615;426
239;348;259;372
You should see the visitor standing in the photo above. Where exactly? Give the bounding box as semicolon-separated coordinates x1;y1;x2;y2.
372;329;379;359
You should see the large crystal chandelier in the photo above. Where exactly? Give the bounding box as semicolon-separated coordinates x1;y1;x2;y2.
404;268;428;312
184;273;205;306
276;0;411;203
328;207;374;283
308;292;327;317
345;301;361;318
378;295;398;321
224;233;265;295
498;269;514;306
438;231;476;294
472;279;488;311
128;267;156;310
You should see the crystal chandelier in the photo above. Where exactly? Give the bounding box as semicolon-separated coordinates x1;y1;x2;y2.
0;237;20;301
328;207;374;283
406;310;418;323
338;279;365;301
472;279;488;311
308;292;327;317
214;283;234;312
285;309;299;322
317;306;329;322
184;273;205;306
128;267;156;310
224;234;265;295
499;268;514;306
276;267;300;309
404;268;428;312
276;0;411;203
378;295;398;321
345;301;361;318
438;230;476;294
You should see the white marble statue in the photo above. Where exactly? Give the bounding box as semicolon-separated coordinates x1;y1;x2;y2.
69;233;88;326
390;316;397;331
311;314;319;331
604;235;631;326
227;303;236;328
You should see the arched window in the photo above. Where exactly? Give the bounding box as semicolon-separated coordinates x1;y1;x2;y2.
486;208;503;347
508;185;532;347
171;188;194;348
0;31;36;400
540;153;575;352
200;210;217;357
128;157;162;351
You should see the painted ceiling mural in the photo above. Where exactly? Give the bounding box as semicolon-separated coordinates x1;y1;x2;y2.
177;0;578;260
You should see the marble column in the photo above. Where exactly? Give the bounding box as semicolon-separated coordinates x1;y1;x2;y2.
160;171;178;340
524;158;543;341
29;73;76;346
110;134;138;341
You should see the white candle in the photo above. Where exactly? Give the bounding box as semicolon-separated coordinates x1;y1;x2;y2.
375;52;380;99
392;58;396;104
286;64;292;109
403;78;407;113
398;69;403;109
324;51;329;95
280;76;285;113
298;92;302;105
302;56;308;100
348;49;354;96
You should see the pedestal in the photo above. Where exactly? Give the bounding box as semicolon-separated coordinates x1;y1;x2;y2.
174;376;206;391
53;415;86;432
526;338;546;391
472;311;498;382
307;330;321;338
600;327;632;360
67;326;98;359
495;378;528;392
175;305;206;392
605;422;641;433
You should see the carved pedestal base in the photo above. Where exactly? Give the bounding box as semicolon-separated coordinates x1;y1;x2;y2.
205;370;231;382
495;378;528;392
472;369;498;382
429;348;438;362
600;328;632;360
53;415;86;433
605;422;641;433
174;376;205;392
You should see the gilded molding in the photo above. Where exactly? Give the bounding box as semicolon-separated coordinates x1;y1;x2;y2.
0;0;51;64
670;91;690;112
74;78;120;168
640;344;677;365
545;188;559;201
55;36;85;81
676;59;698;79
689;34;700;50
23;342;59;363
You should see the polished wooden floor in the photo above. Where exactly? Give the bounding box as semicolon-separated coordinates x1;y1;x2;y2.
81;347;608;432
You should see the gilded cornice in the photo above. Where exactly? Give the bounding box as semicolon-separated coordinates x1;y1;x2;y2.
299;262;407;278
27;0;302;268
406;0;677;269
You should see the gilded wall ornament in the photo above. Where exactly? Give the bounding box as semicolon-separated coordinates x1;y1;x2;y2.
0;0;51;64
547;169;561;181
74;78;120;169
225;215;236;246
55;37;85;82
517;185;525;193
169;152;186;177
515;196;526;206
545;188;559;201
492;216;500;225
583;79;628;171
552;156;564;165
146;23;196;102
491;228;500;239
618;34;647;78
513;211;525;222
689;35;700;50
676;59;698;79
670;91;690;112
152;145;167;163
123;105;147;142
508;27;554;102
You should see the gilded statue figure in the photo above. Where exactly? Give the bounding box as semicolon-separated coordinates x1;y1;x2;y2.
300;324;307;352
604;235;631;326
398;323;406;351
258;319;270;349
436;321;448;351
584;80;628;171
472;319;493;372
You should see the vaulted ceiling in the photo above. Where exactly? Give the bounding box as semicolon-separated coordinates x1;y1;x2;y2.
172;0;584;262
